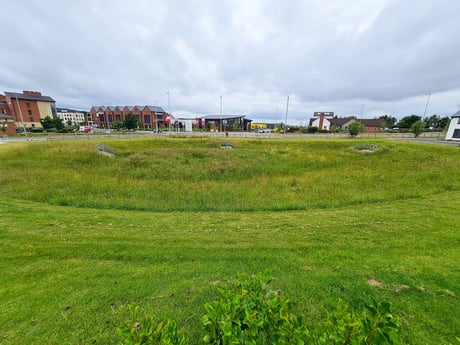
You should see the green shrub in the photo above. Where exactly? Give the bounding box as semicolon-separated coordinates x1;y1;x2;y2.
119;273;405;344
202;273;308;344
118;305;187;345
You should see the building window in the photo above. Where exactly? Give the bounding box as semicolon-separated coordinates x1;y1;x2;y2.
108;115;113;123
115;114;121;121
29;116;33;122
144;115;151;124
26;102;30;108
28;110;32;115
453;129;460;138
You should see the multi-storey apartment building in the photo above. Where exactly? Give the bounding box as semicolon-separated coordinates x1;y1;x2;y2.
89;105;169;129
56;108;92;127
2;90;56;129
0;95;16;134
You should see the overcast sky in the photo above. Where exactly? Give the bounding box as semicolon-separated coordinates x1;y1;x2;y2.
2;0;460;124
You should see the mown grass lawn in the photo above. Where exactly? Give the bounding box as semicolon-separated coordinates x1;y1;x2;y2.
0;138;459;344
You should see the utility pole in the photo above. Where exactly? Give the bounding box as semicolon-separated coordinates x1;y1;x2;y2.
423;92;431;118
284;96;289;133
165;91;171;114
220;96;223;132
15;94;28;141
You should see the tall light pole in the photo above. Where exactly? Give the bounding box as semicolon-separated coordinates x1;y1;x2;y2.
423;92;431;118
165;91;171;114
165;91;171;131
220;96;223;132
284;96;289;133
360;104;365;120
154;100;158;131
15;94;28;141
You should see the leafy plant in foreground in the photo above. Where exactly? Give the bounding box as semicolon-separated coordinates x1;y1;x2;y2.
118;273;405;344
202;273;307;344
118;305;187;345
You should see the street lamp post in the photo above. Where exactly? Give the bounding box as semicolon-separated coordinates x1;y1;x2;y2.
165;91;171;130
220;96;223;133
423;92;431;118
14;94;28;141
284;96;289;133
166;91;171;114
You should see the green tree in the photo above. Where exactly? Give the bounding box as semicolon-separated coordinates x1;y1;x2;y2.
123;113;138;130
411;120;424;137
398;115;421;129
53;117;65;130
113;121;123;131
380;114;397;130
40;116;54;130
0;120;7;132
348;121;364;137
438;116;451;130
40;116;65;131
423;114;440;129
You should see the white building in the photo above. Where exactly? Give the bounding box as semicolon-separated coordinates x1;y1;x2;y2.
445;111;460;141
56;108;92;126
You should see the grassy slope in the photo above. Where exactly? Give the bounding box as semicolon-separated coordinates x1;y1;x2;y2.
1;138;459;212
0;138;459;344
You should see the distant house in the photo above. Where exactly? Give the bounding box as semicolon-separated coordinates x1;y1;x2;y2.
358;119;384;132
329;118;350;131
309;112;334;130
339;119;383;132
308;112;383;132
445;111;460;141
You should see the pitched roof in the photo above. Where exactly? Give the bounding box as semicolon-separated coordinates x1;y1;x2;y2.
329;118;349;126
359;119;383;127
92;105;166;113
145;105;166;113
5;91;55;103
451;110;460;118
201;114;246;120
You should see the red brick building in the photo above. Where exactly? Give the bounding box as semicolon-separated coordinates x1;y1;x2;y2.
89;105;169;129
1;90;56;130
0;95;16;135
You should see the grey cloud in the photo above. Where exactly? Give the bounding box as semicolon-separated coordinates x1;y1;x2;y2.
1;0;460;123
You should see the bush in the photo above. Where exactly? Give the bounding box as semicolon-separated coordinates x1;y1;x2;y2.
348;121;364;137
118;273;405;344
411;121;424;138
118;306;187;345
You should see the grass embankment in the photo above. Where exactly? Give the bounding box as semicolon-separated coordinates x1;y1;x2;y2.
0;138;459;211
0;138;459;344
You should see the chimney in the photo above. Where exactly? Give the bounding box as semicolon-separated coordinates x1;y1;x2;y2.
23;90;42;96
